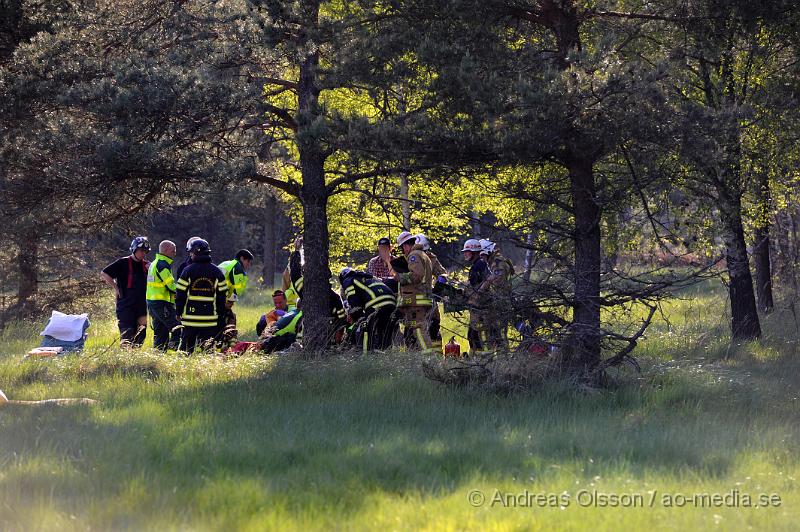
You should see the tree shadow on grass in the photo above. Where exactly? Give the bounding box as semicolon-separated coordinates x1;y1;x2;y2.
1;350;797;528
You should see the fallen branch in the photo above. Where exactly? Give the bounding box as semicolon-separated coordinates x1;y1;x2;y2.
0;389;98;406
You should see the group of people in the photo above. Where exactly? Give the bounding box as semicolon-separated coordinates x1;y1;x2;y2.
101;237;253;351
100;231;514;355
356;232;514;355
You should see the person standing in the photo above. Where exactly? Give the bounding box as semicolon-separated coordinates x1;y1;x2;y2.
218;249;254;328
146;240;181;350
416;233;446;344
394;231;435;353
176;236;201;279
175;239;228;352
101;236;151;347
462;238;491;355
479;239;515;350
367;237;395;281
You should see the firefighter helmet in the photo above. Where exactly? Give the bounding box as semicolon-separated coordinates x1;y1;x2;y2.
189;238;211;256
461;239;482;253
396;231;416;247
129;236;150;254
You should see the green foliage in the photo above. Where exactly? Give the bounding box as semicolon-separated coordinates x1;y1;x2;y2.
1;288;800;529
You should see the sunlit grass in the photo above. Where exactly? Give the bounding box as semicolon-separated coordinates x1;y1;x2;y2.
1;285;799;530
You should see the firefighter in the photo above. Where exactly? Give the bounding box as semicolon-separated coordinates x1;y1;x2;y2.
479;239;515;350
146;240;181;350
462;238;491;355
218;249;254;335
394;231;436;353
340;268;397;351
101;236;151;347
176;236;201;279
415;233;446;343
175;239;228;352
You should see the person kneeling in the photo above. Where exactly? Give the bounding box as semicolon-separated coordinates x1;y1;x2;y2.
261;308;303;354
340;268;397;351
256;290;290;337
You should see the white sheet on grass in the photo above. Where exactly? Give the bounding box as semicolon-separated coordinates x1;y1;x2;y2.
40;310;90;342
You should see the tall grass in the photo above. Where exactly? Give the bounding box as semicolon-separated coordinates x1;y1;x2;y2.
0;285;798;530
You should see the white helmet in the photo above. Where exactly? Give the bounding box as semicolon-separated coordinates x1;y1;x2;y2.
416;234;431;251
479;239;496;255
397;231;416;247
461;239;482;253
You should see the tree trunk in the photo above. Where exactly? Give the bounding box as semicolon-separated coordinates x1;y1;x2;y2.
565;157;602;370
544;2;601;371
718;190;762;339
470;211;480;237
296;2;330;353
300;151;330;353
774;211;796;296
523;232;535;282
753;225;774;314
752;170;774;313
16;233;38;303
262;196;277;287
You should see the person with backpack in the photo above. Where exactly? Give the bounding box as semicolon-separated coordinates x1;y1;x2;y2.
101;236;151;347
175;239;228;352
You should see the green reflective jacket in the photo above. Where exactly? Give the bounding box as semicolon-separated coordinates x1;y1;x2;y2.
146;254;176;303
218;259;248;302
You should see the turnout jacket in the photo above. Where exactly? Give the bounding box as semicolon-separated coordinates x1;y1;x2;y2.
175;255;228;328
341;272;396;315
481;252;514;295
397;244;433;307
426;251;447;280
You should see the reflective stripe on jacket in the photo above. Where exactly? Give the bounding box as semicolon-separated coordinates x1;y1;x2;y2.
175;257;228;328
146;254;176;303
218;259;248;301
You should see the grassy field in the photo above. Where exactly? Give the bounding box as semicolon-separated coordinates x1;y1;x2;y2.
1;285;798;530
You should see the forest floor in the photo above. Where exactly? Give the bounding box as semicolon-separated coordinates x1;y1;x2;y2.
0;284;798;530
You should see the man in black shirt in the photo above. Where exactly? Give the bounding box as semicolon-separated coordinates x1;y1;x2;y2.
101;236;151;347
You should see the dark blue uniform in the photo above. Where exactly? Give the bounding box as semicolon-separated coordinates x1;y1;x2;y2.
467;258;491;353
341;271;397;350
468;258;490;288
175;255;227;352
